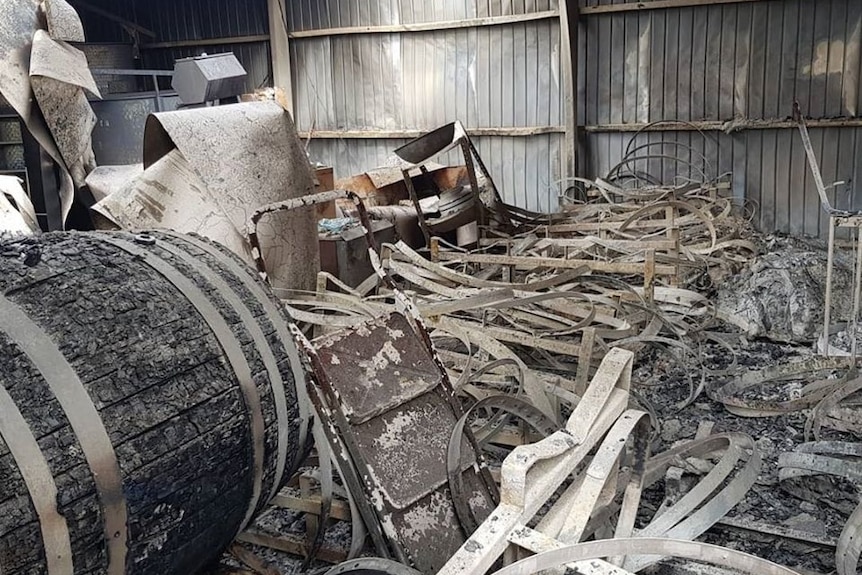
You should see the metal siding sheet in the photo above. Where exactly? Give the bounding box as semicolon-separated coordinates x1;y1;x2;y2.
809;1;830;119
777;0;799;119
734;4;750;118
748;3;768;120
748;130;766;230
677;8;693;122
774;129;793;233
764;130;780;231
718;6;736;120
704;6;722;120
664;8;679;121
827;0;847;116
648;11;665;122
577;0;860;238
622;12;639;124
836;127;858;211
609;14;624;125
846;3;862;117
690;8;707;120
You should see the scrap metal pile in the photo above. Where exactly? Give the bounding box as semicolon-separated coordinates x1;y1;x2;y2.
252;130;860;575
281;140;761;416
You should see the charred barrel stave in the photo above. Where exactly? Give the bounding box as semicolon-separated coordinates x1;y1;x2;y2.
0;231;304;575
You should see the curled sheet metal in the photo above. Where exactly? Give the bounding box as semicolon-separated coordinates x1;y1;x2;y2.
85;164;143;203
43;0;85;42
0;176;39;239
92;149;251;262
0;0;72;221
143;102;320;291
0;0;42;121
30;29;100;188
0;0;89;223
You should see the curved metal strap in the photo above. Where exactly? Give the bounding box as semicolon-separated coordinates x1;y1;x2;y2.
0;294;127;575
100;236;266;532
0;383;74;575
160;230;310;485
154;237;291;506
493;537;801;575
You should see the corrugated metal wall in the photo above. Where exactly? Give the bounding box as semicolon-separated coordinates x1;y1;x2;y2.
75;0;862;237
77;0;272;91
288;1;566;212
579;0;862;238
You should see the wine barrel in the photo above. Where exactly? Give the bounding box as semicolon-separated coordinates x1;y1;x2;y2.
0;231;308;575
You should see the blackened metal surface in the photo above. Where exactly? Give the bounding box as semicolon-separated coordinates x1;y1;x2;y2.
308;312;496;574
353;393;475;509
89;95;180;166
315;314;442;425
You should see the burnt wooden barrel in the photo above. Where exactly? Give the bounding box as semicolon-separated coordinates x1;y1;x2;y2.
0;231;308;575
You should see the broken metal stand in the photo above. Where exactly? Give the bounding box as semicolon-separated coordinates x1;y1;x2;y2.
392;121;508;248
795;102;862;363
250;190;498;574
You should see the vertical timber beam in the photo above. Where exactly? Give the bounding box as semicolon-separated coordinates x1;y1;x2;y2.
268;0;294;113
560;0;580;183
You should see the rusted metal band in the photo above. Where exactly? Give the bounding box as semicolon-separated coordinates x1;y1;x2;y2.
154;235;293;504
100;236;266;532
0;294;127;575
159;230;310;484
0;383;74;575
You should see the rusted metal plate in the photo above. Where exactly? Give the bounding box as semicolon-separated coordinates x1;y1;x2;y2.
307;312;495;574
389;478;494;575
352;393;475;509
315;314;442;424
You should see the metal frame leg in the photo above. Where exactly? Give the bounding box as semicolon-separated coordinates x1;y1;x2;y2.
824;217;836;356
852;225;862;364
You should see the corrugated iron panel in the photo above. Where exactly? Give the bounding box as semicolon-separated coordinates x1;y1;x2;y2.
286;0;558;31
308;133;563;213
582;0;862;123
580;0;862;238
140;0;270;40
584;126;861;239
293;23;561;131
291;1;565;212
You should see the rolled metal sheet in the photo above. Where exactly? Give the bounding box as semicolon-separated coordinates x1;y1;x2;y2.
141;101;321;291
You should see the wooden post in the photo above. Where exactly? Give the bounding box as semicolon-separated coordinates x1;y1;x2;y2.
430;237;441;262
644;249;656;303
670;228;681;287
560;0;579;182
299;471;319;546
574;327;596;397
268;0;294;113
